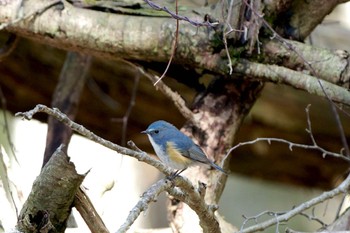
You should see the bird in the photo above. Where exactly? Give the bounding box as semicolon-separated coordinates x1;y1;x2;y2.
141;120;226;176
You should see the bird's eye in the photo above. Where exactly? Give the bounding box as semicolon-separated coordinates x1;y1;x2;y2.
154;130;159;134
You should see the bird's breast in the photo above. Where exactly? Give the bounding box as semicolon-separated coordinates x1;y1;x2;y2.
166;142;192;169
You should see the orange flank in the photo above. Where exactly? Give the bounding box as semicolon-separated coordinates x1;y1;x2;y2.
166;142;192;166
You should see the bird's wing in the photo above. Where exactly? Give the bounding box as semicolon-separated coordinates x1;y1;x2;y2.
186;144;211;164
188;144;227;173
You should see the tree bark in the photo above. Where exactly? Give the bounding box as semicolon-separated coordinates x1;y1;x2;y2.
168;79;263;232
1;0;349;105
17;146;84;233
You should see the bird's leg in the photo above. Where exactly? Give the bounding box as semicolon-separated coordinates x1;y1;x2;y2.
168;168;187;180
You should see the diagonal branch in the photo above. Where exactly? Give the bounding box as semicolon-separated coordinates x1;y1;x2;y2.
240;172;350;232
117;178;172;233
16;104;224;233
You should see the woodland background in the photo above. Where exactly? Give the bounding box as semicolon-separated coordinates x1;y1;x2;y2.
0;0;350;232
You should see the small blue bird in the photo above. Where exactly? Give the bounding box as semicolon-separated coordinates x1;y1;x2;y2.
142;120;226;176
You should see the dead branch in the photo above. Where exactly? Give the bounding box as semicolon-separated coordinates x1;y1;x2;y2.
74;187;109;233
17;145;85;233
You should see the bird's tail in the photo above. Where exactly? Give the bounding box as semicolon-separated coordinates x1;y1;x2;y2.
210;161;227;174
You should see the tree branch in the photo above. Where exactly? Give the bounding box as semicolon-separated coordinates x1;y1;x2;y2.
17;145;85;233
262;40;350;88
117;178;172;233
74;187;109;233
240;172;350;232
16;104;171;174
16;105;225;233
1;0;350;106
234;60;350;105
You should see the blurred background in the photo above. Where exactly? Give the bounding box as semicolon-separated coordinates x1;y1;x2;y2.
0;1;350;232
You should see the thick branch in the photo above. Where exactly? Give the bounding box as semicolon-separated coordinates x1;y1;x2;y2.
1;0;350;106
262;40;350;88
16;105;226;233
17;146;85;233
234;60;350;105
0;0;214;67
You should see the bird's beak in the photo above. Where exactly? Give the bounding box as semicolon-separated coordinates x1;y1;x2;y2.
141;130;148;134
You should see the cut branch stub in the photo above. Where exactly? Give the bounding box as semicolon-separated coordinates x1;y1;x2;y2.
17;145;85;233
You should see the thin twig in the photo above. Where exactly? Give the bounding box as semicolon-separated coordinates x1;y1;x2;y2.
299;211;327;228
142;0;218;28
223;105;350;164
240;211;285;232
131;63;196;124
117;178;172;233
224;137;350;163
241;0;350;158
240;172;350;232
112;73;140;146
153;0;179;86
15;104;171;174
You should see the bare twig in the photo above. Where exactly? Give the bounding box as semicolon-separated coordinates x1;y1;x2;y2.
113;73;140;146
224;136;350;164
142;0;218;28
299;211;327;228
240;172;350;232
241;0;350;158
153;0;179;86
16;105;222;233
132;64;196;124
117;178;172;233
241;211;285;232
223;105;350;162
15;104;171;174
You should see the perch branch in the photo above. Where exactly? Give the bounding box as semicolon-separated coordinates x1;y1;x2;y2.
16;105;223;232
15;104;171;175
117;178;172;233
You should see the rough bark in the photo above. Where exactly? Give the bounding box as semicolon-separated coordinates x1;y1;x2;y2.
168;79;263;232
1;0;349;105
17;146;84;233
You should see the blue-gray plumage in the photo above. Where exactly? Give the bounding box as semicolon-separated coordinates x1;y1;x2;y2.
142;120;226;175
